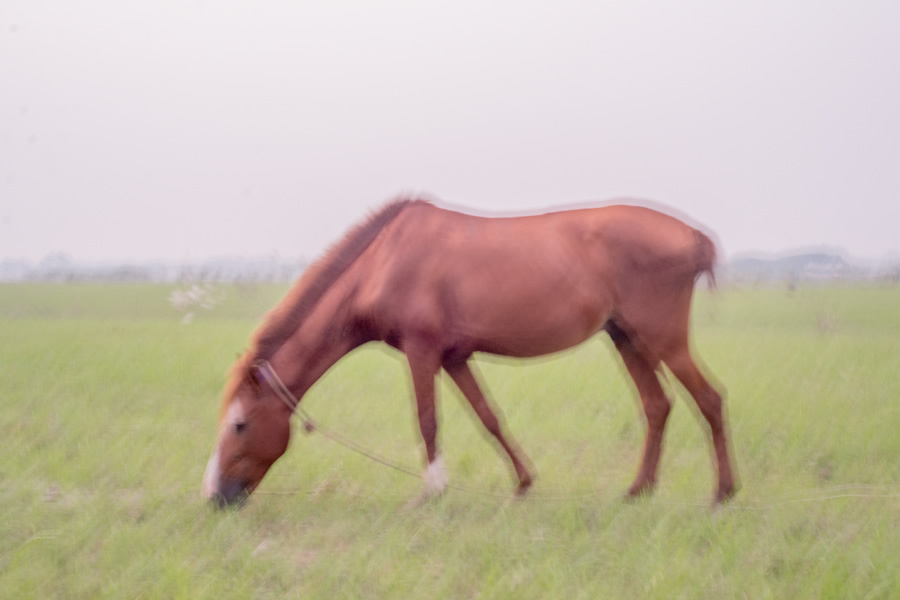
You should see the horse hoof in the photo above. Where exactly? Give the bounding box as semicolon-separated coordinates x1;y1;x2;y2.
623;482;655;502
515;479;533;497
713;483;738;506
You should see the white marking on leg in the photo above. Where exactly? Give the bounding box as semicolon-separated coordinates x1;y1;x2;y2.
423;455;448;496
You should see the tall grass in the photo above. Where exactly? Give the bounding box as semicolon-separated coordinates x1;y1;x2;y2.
1;283;898;598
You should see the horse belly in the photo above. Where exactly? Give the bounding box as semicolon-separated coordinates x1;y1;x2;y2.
454;275;611;358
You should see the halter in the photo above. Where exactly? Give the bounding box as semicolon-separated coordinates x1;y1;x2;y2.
250;359;424;476
253;360;301;413
252;359;320;434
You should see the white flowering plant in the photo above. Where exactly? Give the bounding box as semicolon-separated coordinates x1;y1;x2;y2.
168;283;224;324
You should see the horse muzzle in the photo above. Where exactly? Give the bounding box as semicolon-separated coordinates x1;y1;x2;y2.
209;478;250;509
203;449;250;508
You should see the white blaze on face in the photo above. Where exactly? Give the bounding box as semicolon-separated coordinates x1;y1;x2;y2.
202;448;220;499
202;399;245;499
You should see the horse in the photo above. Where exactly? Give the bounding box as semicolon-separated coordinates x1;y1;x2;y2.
203;197;736;507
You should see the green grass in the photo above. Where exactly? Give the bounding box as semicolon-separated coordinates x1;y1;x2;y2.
1;282;899;598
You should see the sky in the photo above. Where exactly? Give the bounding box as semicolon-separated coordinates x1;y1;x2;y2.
2;1;899;264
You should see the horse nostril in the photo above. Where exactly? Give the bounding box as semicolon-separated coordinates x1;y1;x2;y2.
210;480;249;509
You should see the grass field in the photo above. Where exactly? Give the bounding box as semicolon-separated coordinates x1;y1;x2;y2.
2;282;899;599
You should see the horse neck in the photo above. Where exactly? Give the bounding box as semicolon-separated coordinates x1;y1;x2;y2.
266;284;364;402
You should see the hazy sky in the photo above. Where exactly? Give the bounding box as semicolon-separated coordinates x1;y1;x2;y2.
3;1;899;263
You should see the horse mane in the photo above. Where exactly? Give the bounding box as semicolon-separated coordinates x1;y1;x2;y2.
219;197;424;413
253;196;425;359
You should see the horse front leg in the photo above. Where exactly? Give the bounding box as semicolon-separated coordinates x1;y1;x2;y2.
444;360;534;495
405;344;447;498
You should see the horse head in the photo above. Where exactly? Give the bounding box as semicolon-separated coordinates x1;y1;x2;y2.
203;360;292;507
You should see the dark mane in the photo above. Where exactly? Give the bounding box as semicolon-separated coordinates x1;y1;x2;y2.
249;197;424;361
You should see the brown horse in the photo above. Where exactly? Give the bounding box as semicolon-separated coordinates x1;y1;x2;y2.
203;197;736;507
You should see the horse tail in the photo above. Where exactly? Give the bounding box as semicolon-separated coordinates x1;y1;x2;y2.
694;229;718;290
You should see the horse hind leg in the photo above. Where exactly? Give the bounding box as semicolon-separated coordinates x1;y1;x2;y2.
662;346;737;504
444;360;535;495
607;322;671;499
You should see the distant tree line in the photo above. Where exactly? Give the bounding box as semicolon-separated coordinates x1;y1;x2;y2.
0;254;309;283
3;251;898;285
722;253;900;285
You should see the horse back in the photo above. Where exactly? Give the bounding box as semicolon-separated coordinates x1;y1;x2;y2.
350;202;713;356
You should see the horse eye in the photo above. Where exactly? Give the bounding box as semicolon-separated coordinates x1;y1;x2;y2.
234;422;247;434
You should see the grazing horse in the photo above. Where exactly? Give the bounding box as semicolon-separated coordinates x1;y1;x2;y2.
203;198;736;507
